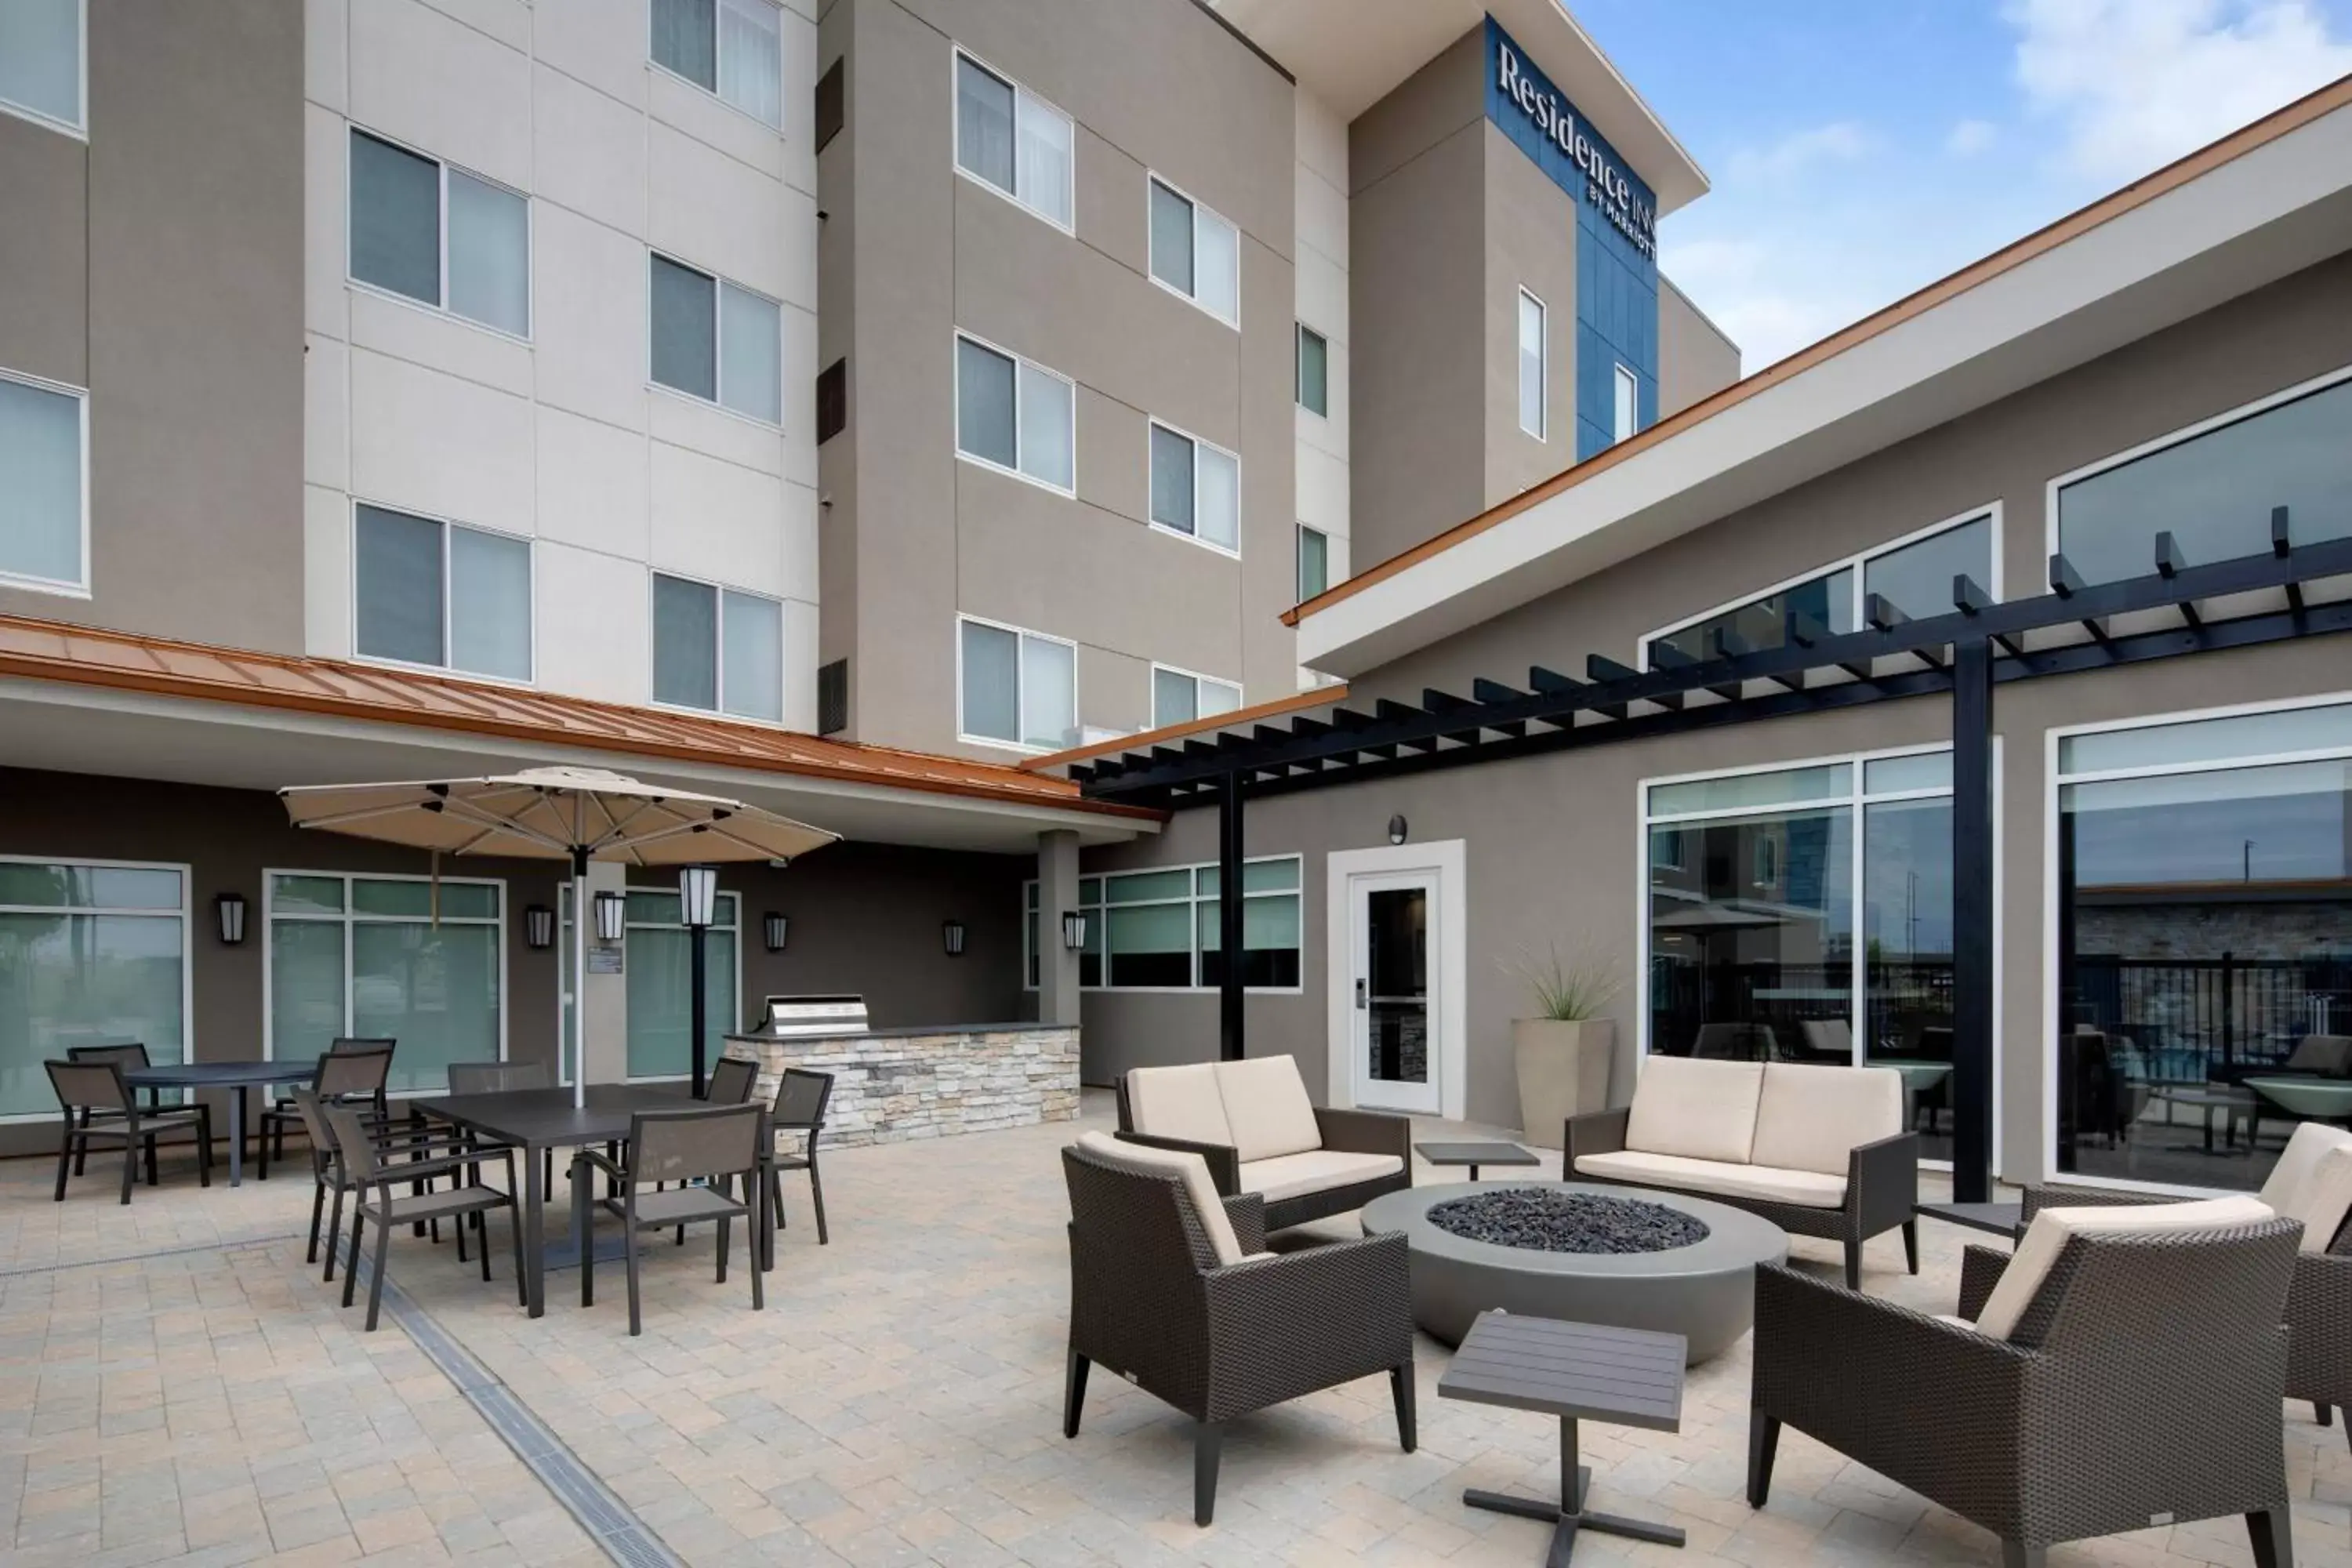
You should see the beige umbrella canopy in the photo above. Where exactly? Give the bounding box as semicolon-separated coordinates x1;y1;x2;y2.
281;766;840;1103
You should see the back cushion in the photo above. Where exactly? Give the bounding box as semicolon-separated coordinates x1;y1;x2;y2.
1975;1195;2274;1341
2258;1120;2352;1212
2282;1034;2352;1076
1624;1056;1766;1164
2288;1145;2352;1254
1076;1131;1247;1266
1126;1063;1235;1149
1214;1055;1323;1163
1749;1063;1904;1178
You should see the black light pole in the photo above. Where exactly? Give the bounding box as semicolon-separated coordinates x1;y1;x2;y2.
1949;634;1994;1203
1218;769;1246;1061
680;865;718;1098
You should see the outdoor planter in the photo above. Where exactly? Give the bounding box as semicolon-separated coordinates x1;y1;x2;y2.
1513;1018;1613;1149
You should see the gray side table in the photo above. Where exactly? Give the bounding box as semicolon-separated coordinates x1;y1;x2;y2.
1415;1140;1539;1181
1438;1308;1686;1560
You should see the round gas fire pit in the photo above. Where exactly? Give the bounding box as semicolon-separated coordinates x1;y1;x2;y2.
1360;1181;1788;1362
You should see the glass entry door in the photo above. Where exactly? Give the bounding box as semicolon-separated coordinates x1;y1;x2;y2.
1351;870;1439;1113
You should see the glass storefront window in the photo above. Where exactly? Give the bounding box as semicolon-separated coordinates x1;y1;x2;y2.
0;859;187;1118
1022;858;1303;993
622;891;739;1081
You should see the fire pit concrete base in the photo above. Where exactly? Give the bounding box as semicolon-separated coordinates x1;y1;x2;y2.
1360;1181;1789;1363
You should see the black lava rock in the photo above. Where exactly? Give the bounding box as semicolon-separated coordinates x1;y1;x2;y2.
1425;1189;1709;1254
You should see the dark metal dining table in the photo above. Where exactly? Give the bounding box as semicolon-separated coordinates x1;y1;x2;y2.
407;1084;697;1317
125;1060;317;1187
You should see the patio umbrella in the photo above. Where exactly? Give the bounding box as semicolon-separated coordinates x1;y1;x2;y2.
279;766;839;1105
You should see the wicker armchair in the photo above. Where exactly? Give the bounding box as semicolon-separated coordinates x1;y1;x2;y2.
1750;1212;2303;1566
1061;1136;1416;1526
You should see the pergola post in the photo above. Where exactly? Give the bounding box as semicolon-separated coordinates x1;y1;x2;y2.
1219;768;1245;1061
1950;636;1995;1203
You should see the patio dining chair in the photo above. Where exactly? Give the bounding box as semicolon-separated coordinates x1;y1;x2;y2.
63;1043;166;1174
290;1086;482;1280
321;1098;523;1331
260;1038;394;1180
666;1054;763;1244
760;1068;833;1268
572;1103;767;1336
448;1060;557;1193
46;1059;212;1203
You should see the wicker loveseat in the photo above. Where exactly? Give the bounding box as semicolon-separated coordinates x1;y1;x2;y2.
1114;1055;1410;1231
1565;1055;1919;1289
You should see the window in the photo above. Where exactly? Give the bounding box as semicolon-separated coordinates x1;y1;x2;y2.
348;129;529;337
267;873;502;1095
2055;371;2352;586
953;51;1073;230
959;616;1075;751
1645;750;1955;1160
1645;510;1995;667
955;333;1074;492
1297;525;1329;602
0;369;84;592
1152;666;1240;729
1147;422;1239;554
0;858;186;1119
1296;325;1328;416
1613;364;1638;444
1517;289;1546;438
621;887;739;1080
652;573;783;722
651;0;782;128
1022;857;1303;992
650;254;782;424
354;505;532;681
1148;176;1239;326
0;0;81;133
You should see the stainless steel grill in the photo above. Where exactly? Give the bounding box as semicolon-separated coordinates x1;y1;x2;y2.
751;993;869;1036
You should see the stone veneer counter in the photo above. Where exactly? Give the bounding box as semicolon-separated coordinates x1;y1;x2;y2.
720;1023;1080;1148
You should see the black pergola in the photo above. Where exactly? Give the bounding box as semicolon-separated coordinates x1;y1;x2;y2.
1069;517;2352;1202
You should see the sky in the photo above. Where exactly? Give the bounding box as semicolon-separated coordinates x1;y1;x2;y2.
1570;0;2352;372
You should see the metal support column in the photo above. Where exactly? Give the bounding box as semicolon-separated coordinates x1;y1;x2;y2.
1950;637;1994;1203
1219;769;1246;1061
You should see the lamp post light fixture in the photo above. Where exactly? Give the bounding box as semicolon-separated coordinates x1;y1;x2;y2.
592;889;626;943
1062;910;1087;951
215;891;247;946
524;904;554;950
942;919;967;957
678;865;718;1098
763;911;789;952
678;863;719;929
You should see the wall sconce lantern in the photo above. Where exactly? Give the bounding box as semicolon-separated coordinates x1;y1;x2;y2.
942;919;967;957
524;904;554;950
1388;814;1409;845
1062;910;1087;951
593;890;627;943
215;892;248;946
677;864;718;930
763;912;789;952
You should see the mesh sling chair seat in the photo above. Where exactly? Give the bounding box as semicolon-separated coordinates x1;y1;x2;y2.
573;1102;767;1336
666;1054;765;1246
62;1043;171;1177
260;1038;394;1180
48;1059;213;1203
1748;1208;2304;1567
289;1084;482;1282
759;1068;833;1268
321;1097;524;1331
446;1061;558;1195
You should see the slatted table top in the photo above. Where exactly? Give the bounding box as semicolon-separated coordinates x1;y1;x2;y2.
1436;1310;1686;1432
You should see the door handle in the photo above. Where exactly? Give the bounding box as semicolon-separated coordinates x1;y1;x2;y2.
1355;979;1368;1010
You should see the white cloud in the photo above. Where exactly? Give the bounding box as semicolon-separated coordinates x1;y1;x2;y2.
2007;0;2352;179
1726;121;1875;183
1946;118;1999;156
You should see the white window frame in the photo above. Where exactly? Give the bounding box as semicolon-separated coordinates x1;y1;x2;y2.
949;46;1074;236
956;612;1079;754
1146;172;1240;328
0;854;191;1123
2042;360;2352;566
1149;662;1242;730
0;0;85;138
1295;322;1328;418
0;365;91;598
1020;855;1305;996
1145;417;1241;557
646;251;784;429
346;125;533;343
648;569;786;724
349;500;536;686
1516;288;1547;440
647;0;785;130
1639;503;2003;670
2044;687;2352;1196
953;329;1078;498
617;884;745;1084
261;869;509;1091
1613;363;1639;445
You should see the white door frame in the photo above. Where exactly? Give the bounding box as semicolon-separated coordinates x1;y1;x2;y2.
1327;840;1466;1120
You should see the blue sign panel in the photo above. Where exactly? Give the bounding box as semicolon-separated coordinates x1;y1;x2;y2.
1483;16;1659;460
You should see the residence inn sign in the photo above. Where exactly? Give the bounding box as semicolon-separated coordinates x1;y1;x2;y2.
1486;16;1659;260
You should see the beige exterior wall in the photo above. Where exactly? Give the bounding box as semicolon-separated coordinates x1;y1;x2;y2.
1657;274;1740;418
1482;122;1576;507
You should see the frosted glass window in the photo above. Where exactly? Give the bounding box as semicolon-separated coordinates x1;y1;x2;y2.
0;859;187;1119
651;0;717;90
652;574;719;710
1613;364;1638;443
960;619;1073;750
448;525;532;680
955;55;1014;191
1017;361;1074;489
1519;290;1546;437
626;893;739;1079
1297;525;1329;601
719;283;782;423
0;0;81;130
447;171;529;336
956;337;1016;469
1196;443;1239;551
357;506;529;679
1021;636;1075;750
350;131;439;307
651;255;718;402
1149;424;1237;552
957;336;1071;489
1014;89;1073;227
354;506;445;668
1650;764;1853;818
716;0;782;129
1296;325;1327;416
1153;669;1240;728
720;589;782;722
1149;177;1237;325
0;374;82;586
956;53;1073;228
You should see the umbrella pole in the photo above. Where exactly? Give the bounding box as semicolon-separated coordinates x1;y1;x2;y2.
572;848;590;1109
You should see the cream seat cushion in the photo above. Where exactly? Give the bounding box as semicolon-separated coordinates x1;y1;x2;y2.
1125;1063;1235;1149
1749;1063;1904;1178
1973;1195;2274;1341
1624;1057;1766;1164
2259;1120;2352;1212
1077;1131;1261;1267
1574;1149;1847;1208
1214;1055;1324;1163
1240;1149;1406;1205
2290;1145;2352;1254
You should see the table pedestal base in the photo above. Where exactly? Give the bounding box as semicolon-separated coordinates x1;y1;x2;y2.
1465;1428;1686;1565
